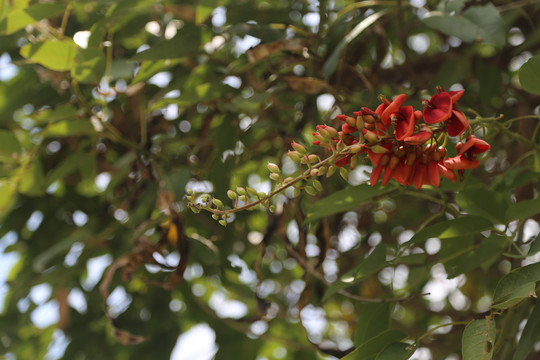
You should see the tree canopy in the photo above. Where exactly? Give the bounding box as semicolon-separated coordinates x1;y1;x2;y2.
1;0;540;359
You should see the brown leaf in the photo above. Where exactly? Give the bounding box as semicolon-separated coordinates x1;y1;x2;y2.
247;39;309;62
113;328;149;345
282;76;328;94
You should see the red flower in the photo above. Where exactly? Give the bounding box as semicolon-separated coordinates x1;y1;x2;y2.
445;110;469;137
423;92;452;124
376;94;407;128
444;135;490;170
392;105;416;141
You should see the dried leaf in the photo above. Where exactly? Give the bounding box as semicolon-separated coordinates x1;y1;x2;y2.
247;38;309;62
282;76;328;94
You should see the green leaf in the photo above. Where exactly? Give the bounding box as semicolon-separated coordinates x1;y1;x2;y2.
375;342;413;360
45;119;94;137
519;55;540;96
18;159;46;196
0;179;17;221
72;47;106;84
437;0;467;13
456;187;509;224
462;318;496;360
492;262;540;309
353;303;390;346
527;233;540;256
323;9;390;79
446;235;507;278
305;184;392;223
0;130;21;162
323;244;387;301
131;59;182;84
506;197;540;222
153;83;236;108
343;329;406;360
132;22;201;61
513;299;540;360
407;216;494;245
20;40;78;72
32;104;79;124
392;253;426;266
0;3;65;34
423;4;504;48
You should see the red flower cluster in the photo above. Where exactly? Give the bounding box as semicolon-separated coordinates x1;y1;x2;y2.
311;89;491;188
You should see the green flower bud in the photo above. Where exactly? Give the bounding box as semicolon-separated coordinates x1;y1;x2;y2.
312;179;323;192
219;220;227;227
212;214;219;220
370;145;388;154
317;166;327;176
269;205;276;213
308;154;319;163
269;173;281;181
287;150;302;163
236;187;246;195
227;190;237;200
304;186;317;196
267;163;280;173
246;187;257;196
257;192;266;199
340;167;349;181
349;143;363;153
212;198;224;207
310;168;319;177
326;165;336;178
291;142;307;154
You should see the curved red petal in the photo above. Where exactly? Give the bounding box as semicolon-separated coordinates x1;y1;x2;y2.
378;94;407;127
449;89;465;103
438;162;457;183
458;136;491;155
403;131;432;145
423;92;452;124
445;110;469;137
413;163;426;189
428;161;440;187
394;105;415;141
341;123;357;134
370;165;384;186
443;155;480;170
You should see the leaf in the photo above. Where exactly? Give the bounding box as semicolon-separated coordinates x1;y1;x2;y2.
32;104;79;124
0;130;21;162
323;244;387;301
0;179;17;221
305;183;392;223
406;216;494;245
45;119;94;137
18;159;46;196
157;83;236;108
71;47;106;84
393;253;426;266
462;318;496;360
527;233;540;256
0;3;65;34
282;76;328;94
446;235;507;278
131;59;182;84
20;40;78;72
342;329;405;360
506;197;540;222
423;4;504;49
323;9;390;79
513;299;540;360
492;262;540;309
456;187;509;224
519;55;540;96
132;22;201;61
353;302;390;346
376;342;414;360
246;38;309;62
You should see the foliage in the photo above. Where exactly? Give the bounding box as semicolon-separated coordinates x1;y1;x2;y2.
1;0;540;359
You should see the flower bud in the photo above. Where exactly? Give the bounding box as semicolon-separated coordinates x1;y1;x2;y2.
246;187;257;196
212;214;219;220
339;167;349;181
349;143;363;153
326;165;336;178
219;220;227;227
345;116;357;128
380;154;390;166
212;198;224;207
350;155;359;169
389;156;400;169
269;173;281;181
308;154;319;163
227;190;237;200
364;115;375;124
310;168;319;177
318;127;332;139
284;177;294;183
356;116;364;131
370;145;388;154
325;126;339;138
257;192;266;198
287;150;302;163
317;166;327;176
291;142;307;154
236;187;246;195
312;179;323;192
304;186;317;196
267;163;280;173
364;130;378;143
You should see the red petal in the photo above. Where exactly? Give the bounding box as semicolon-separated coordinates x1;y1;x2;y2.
403;131;432;145
428;161;440;187
438;162;457;183
413;163;427;189
377;94;407;128
334;156;350;168
394;105;415;141
458;136;491;155
445;110;469;137
443;155;480;170
370;165;384;186
449;89;465;103
382;166;394;186
341;123;357;134
423;92;452;124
